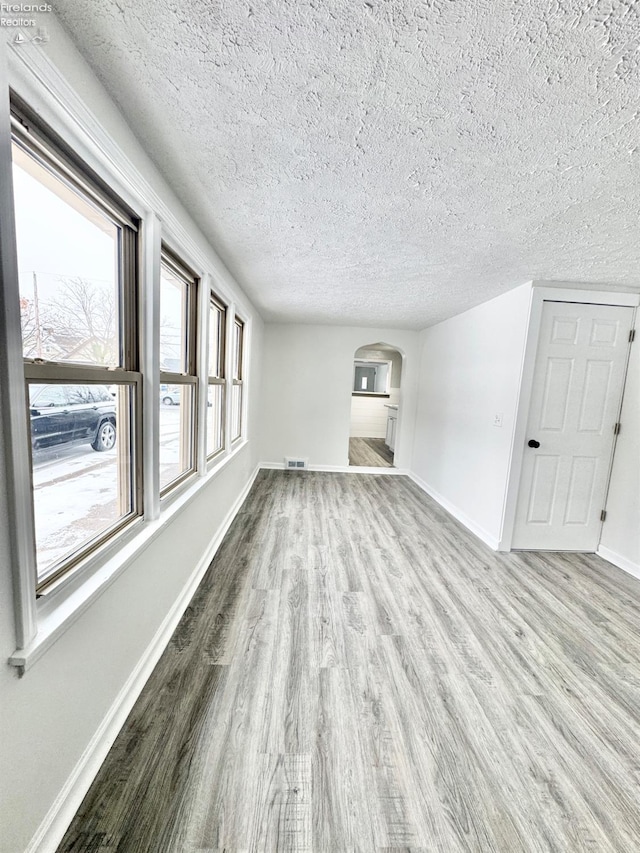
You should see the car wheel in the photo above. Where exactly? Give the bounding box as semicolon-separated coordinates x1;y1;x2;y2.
162;396;173;406
92;420;116;452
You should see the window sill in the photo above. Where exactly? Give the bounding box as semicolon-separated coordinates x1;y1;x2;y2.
9;438;249;674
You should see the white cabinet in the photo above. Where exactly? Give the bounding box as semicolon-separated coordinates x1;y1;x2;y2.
385;408;398;452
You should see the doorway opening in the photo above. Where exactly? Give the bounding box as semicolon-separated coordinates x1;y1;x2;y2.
348;342;403;468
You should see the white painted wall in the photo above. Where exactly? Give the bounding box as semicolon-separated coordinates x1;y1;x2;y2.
411;284;532;547
599;337;640;574
260;325;418;469
350;389;400;438
0;29;263;853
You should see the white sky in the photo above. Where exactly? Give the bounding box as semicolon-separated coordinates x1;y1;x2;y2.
12;160;116;301
13;151;183;360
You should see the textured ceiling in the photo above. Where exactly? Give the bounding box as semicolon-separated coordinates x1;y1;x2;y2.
53;0;640;329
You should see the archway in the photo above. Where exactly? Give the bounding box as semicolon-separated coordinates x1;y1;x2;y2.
348;342;403;468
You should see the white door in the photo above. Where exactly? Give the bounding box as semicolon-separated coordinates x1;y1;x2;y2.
512;301;634;550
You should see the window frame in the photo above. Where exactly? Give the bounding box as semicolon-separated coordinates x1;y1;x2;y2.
206;290;227;461
10;97;143;595
158;245;199;496
231;315;245;443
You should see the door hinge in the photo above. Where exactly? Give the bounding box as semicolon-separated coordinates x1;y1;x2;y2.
630;329;636;343
600;510;607;522
614;422;621;435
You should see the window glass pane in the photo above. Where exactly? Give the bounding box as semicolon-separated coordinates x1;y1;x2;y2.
233;319;243;380
207;383;224;457
29;382;134;583
91;386;115;403
231;383;242;441
208;300;224;378
159;383;193;490
29;383;70;408
12;142;120;366
160;263;188;374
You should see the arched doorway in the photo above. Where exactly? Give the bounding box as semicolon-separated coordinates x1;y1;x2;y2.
348;342;403;468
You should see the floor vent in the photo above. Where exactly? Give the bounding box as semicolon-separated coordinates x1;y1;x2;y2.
284;457;308;470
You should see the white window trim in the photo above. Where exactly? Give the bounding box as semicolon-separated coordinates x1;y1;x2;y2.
141;213;162;522
197;273;213;472
0;71;38;650
204;279;228;464
231;313;247;444
3;36;255;670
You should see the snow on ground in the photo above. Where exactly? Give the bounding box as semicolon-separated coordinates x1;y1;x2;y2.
33;454;119;570
34;406;183;577
159;404;183;486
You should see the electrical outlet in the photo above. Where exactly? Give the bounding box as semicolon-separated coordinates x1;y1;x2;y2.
493;413;503;427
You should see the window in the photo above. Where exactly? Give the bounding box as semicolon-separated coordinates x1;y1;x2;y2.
207;293;226;458
231;316;244;441
6;95;252;614
11;98;141;592
159;248;198;493
352;360;391;395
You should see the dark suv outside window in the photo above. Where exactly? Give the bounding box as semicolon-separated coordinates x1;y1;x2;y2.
29;384;117;452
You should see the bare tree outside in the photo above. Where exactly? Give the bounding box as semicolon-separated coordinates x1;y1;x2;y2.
20;275;118;365
19;296;41;357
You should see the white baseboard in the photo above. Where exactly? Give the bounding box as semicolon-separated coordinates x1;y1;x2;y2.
407;471;500;550
597;546;640;581
260;462;407;475
26;465;260;853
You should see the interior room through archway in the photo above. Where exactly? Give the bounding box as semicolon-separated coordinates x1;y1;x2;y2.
348;342;403;468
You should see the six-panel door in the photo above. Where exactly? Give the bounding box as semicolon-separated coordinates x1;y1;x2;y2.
512;301;633;551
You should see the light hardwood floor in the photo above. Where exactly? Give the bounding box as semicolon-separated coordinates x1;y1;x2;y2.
59;471;640;852
349;437;394;467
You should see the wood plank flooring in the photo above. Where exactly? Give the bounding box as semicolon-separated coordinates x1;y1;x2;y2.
349;437;394;467
58;471;640;852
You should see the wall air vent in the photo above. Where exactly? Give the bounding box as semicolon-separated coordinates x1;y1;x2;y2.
284;457;308;470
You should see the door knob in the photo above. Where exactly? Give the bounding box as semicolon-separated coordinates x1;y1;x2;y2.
528;439;540;448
